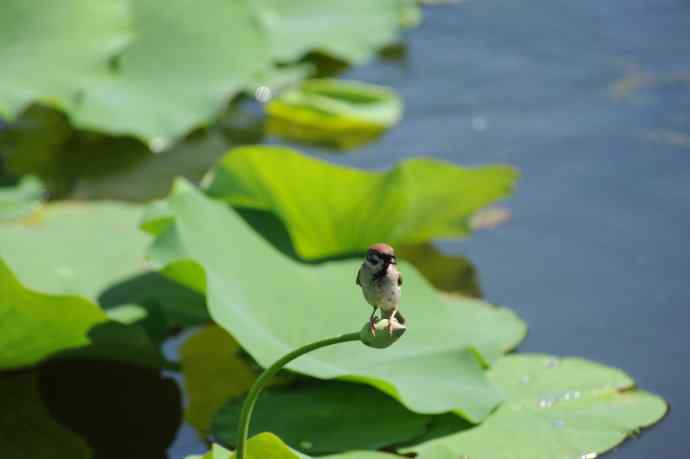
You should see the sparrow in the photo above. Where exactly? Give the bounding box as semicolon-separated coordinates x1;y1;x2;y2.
356;243;403;335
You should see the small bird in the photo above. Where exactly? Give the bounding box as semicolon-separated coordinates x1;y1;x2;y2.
356;243;403;335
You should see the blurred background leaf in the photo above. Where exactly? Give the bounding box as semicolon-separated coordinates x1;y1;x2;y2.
0;175;45;221
180;325;294;437
205;146;518;259
0;0;130;119
266;79;402;150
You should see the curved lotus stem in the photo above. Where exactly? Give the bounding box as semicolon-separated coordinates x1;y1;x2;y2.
235;316;406;458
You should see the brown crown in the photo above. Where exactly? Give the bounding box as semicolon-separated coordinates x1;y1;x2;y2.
367;242;395;256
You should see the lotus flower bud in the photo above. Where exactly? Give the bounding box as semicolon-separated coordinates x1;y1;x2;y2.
360;312;406;348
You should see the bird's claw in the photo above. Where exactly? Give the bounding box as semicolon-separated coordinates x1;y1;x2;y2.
369;316;377;336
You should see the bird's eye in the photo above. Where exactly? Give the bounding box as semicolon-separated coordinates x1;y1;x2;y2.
390;256;397;264
367;254;379;264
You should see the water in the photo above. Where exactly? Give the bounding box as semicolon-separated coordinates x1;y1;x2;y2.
299;1;689;458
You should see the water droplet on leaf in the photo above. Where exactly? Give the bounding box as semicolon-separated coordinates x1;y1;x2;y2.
255;86;272;103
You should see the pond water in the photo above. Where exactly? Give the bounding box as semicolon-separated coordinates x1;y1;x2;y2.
168;1;690;456
326;1;689;458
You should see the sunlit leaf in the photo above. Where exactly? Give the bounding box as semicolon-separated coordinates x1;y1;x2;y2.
0;199;207;336
403;354;668;459
181;325;293;436
254;0;413;64
0;201;149;299
0;371;91;459
266;79;402;149
0;258;166;370
213;380;430;454
205;146;518;260
40;359;182;458
70;0;271;148
0;175;45;221
148;180;526;421
0;0;130;119
0;258;105;369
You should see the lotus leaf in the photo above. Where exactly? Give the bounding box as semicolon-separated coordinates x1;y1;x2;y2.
0;0;130;118
0;175;44;221
185;435;399;459
404;354;668;459
181;325;293;436
0;201;148;298
254;0;413;64
0;258;165;369
70;0;271;148
212;380;430;453
204;146;518;259
148;179;526;421
266;79;402;149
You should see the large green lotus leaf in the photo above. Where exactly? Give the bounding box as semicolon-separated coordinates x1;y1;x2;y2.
185;435;397;459
0;201;149;299
404;354;668;459
0;0;130;119
265;79;402;150
180;325;293;436
71;0;271;148
39;359;181;458
0;371;91;459
213;380;430;454
204;146;518;260
0;175;45;221
254;0;411;64
150;180;526;421
0;199;209;338
0;258;165;369
0;257;105;368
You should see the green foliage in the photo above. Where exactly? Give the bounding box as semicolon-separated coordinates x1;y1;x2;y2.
0;1;413;146
403;354;668;459
0;258;166;369
186;435;401;459
70;0;271;149
0;175;45;221
256;0;414;64
148;179;526;421
0;0;130;119
205;146;518;259
0;258;106;368
0;201;149;298
266;79;402;149
0;372;91;459
180;325;293;436
213;380;430;454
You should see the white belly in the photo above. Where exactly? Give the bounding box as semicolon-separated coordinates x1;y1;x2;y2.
361;269;401;312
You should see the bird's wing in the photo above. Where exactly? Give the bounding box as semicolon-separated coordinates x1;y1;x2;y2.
397;272;403;286
356;267;361;286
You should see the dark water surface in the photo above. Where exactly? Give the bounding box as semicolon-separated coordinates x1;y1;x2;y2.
166;1;690;457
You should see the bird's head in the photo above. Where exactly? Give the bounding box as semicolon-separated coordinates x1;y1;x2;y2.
365;243;397;270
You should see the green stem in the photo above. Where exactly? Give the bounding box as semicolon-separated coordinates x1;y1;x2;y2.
235;332;361;459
